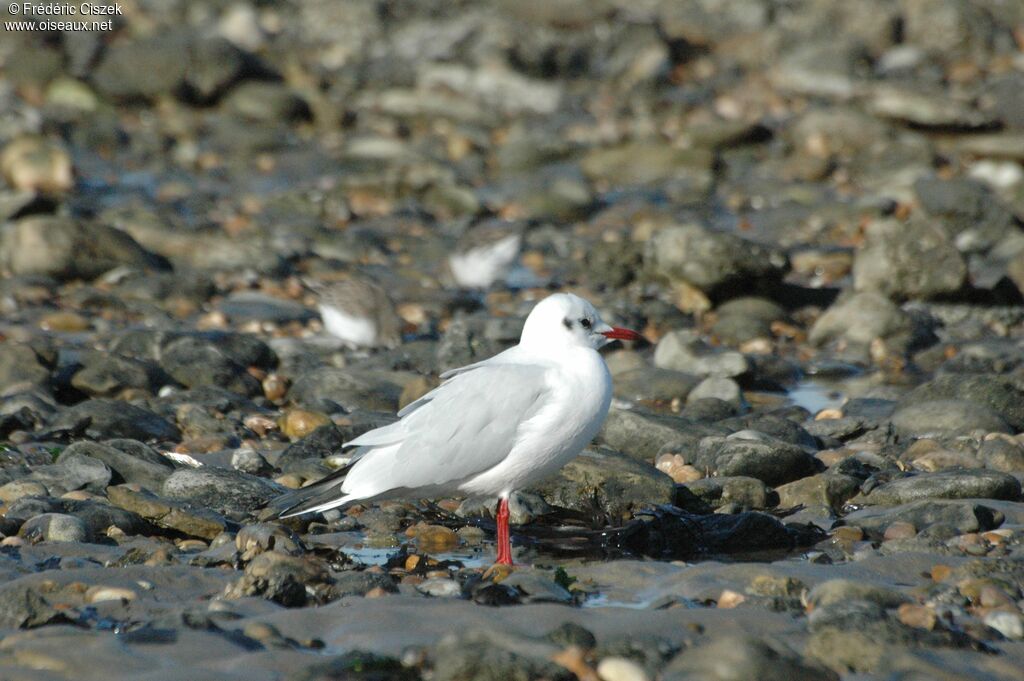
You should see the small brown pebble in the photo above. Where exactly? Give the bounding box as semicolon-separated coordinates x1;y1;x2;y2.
279;409;331;440
815;408;843;421
261;374;289;402
738;338;773;354
884;522;916;541
551;645;599;681
482;563;514;582
0;135;73;193
982;529;1011;545
655;454;702;483
274;474;303;490
244;414;278;436
242;622;279;643
38;311;89;332
979;584;1015;609
816;449;852;466
364;587;389;598
176;539;208;552
86;586;137;604
832;526;863;542
404;554;421;572
717;589;746;608
931;565;952;582
897;603;936;630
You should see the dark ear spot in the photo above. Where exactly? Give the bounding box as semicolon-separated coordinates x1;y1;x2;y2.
562;317;573;330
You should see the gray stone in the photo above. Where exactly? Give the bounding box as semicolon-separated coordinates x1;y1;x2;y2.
841;499;1004;537
29;451;111;495
218;291;316;324
162;467;284;520
899;374;1024;430
599;408;725;462
70;351;165;397
806;578;910;610
417;578;463;598
690;434;819;486
903;0;998;59
50;398;181;442
107;484;228;540
0;215;170;282
529;447;675;523
160;335;261;397
223;82;310;122
288;368;406;413
684;476;771;510
710;296;785;344
432;629;572;681
0;343;50;390
500;571;574;604
664;634;836;681
867;85;996;129
775;473;861;512
890;399;1010;437
612;367;700;404
686;376;745;408
0;583;64;629
330;570;398;598
977;436;1024;473
185;37;246;101
654;329;749;378
231;447;272;476
57;440;173;491
19;513;90;543
914;177;1017;253
93;34;189;99
809;292;918;351
852;469;1021;505
582;144;713;202
853;218;966;300
647;223;787;296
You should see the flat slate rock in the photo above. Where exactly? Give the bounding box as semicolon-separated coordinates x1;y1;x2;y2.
851;469;1021;506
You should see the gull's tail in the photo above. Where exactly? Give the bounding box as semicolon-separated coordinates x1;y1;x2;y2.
267;465;359;518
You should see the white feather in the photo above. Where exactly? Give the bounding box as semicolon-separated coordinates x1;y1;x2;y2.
319;304;378;347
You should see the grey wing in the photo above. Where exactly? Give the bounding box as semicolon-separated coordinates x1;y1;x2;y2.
338;362;552;500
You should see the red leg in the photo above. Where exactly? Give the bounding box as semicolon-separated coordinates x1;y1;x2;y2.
495;497;513;565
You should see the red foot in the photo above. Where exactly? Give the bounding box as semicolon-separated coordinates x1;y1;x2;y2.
494;497;513;565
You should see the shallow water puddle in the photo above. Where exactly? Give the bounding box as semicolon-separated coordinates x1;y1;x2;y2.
786;379;845;413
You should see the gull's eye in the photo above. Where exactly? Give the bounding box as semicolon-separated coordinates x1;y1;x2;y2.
580;318;592;330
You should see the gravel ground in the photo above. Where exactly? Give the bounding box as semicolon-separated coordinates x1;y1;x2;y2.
1;1;1024;679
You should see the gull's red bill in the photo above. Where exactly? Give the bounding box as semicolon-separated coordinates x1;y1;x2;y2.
601;326;644;342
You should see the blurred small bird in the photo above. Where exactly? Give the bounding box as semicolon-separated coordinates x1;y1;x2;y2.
448;220;523;289
305;275;402;349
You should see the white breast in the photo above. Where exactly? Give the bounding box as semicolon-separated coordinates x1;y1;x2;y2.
449;234;521;289
458;349;612;497
319;304;378;347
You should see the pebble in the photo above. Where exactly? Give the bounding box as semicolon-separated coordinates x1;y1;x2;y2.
597;656;650;681
984;611;1024;640
86;586;137;603
279;409;334;440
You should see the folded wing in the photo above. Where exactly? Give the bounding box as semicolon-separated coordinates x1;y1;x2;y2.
273;361;551;517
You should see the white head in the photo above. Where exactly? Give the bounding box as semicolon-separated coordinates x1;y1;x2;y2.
519;293;642;351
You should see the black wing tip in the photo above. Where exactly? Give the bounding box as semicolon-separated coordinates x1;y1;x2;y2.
264;465;352;519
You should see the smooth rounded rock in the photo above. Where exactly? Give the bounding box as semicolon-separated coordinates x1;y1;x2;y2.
19;513;90;543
